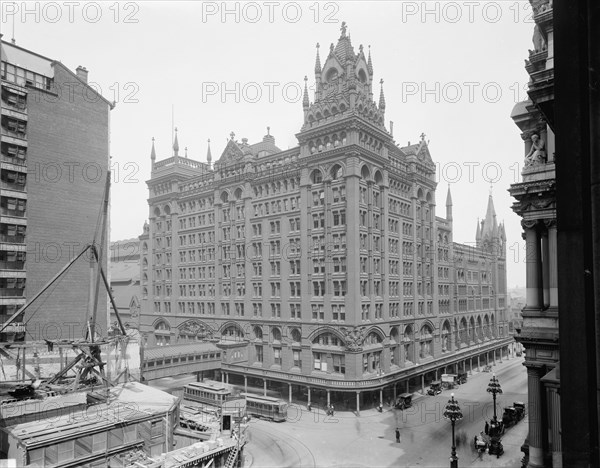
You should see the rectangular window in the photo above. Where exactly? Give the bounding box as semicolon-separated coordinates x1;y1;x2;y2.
255;345;263;363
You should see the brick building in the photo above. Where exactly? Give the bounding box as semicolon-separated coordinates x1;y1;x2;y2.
139;26;512;408
0;37;113;342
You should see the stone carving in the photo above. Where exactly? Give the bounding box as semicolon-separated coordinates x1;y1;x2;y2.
341;326;366;351
532;25;546;53
525;133;547;167
180;321;213;339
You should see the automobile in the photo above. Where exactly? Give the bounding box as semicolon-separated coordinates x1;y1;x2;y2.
457;372;468;385
395;393;413;410
441;374;457;389
483;365;493;372
502;402;526;427
427;381;442;396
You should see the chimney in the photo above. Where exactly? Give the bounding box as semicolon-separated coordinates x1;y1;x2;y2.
76;66;88;83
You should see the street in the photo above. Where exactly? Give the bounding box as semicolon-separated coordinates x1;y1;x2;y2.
245;355;528;468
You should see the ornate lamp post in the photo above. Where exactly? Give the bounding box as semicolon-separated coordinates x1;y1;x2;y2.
443;393;463;468
487;373;503;422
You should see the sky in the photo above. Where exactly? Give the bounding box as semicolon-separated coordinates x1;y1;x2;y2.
1;1;535;287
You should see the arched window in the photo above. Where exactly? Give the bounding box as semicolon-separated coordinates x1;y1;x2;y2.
253;326;263;340
272;327;282;342
419;324;433;358
290;328;301;343
312;332;343;347
311;169;323;184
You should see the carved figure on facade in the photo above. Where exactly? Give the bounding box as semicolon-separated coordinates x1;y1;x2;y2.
525;133;547;167
341;326;366;351
532;25;547;53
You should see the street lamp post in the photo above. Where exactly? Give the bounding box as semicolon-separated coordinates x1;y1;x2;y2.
443;392;463;468
486;373;503;423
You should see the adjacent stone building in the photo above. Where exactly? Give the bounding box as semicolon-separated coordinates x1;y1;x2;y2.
139;25;512;408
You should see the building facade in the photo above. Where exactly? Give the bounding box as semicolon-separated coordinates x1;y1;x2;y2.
0;37;112;342
109;239;141;332
509;1;560;467
139;26;511;406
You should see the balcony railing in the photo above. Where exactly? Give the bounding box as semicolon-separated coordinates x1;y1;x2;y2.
0;261;25;270
0;288;25;297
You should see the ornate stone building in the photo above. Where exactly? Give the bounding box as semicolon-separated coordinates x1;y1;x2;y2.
509;0;560;466
139;25;511;409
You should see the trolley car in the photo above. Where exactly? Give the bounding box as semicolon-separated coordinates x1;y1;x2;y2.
240;393;288;422
183;380;234;410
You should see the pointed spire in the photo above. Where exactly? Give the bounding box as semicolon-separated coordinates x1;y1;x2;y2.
379;78;386;110
446;186;453;222
206;138;212;168
476;218;482;241
303;75;310;108
367;45;373;75
314;43;321;74
481;193;498;240
340;21;347;38
150;137;156;161
173;127;179;156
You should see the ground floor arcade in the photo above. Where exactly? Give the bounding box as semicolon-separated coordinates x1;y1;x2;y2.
206;342;515;414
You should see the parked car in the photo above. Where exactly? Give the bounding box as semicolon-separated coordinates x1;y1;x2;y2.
427;381;442;396
395;393;413;410
502;401;526;427
457;372;468;384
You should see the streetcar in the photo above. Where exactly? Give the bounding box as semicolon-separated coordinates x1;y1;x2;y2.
240;393;288;422
183;380;234;410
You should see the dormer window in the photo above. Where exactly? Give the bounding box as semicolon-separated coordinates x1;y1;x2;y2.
357;69;367;83
326;68;338;82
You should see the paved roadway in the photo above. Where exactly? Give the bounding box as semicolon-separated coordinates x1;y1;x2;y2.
244;355;528;468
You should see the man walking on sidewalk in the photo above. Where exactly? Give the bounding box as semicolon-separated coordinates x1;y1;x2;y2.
395;427;401;443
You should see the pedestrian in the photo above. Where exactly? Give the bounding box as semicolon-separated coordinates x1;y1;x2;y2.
485;420;489;435
395;427;400;443
307;402;311;412
331;404;334;416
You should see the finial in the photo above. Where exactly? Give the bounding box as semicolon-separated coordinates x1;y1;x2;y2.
173;127;179;156
379;78;386;110
150;137;156;160
315;43;322;73
340;21;347;37
207;138;212;166
185;146;188;158
267;126;270;136
420;132;426;141
303;76;310;108
330;43;334;52
230;131;235;141
489;183;493;196
359;44;363;53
